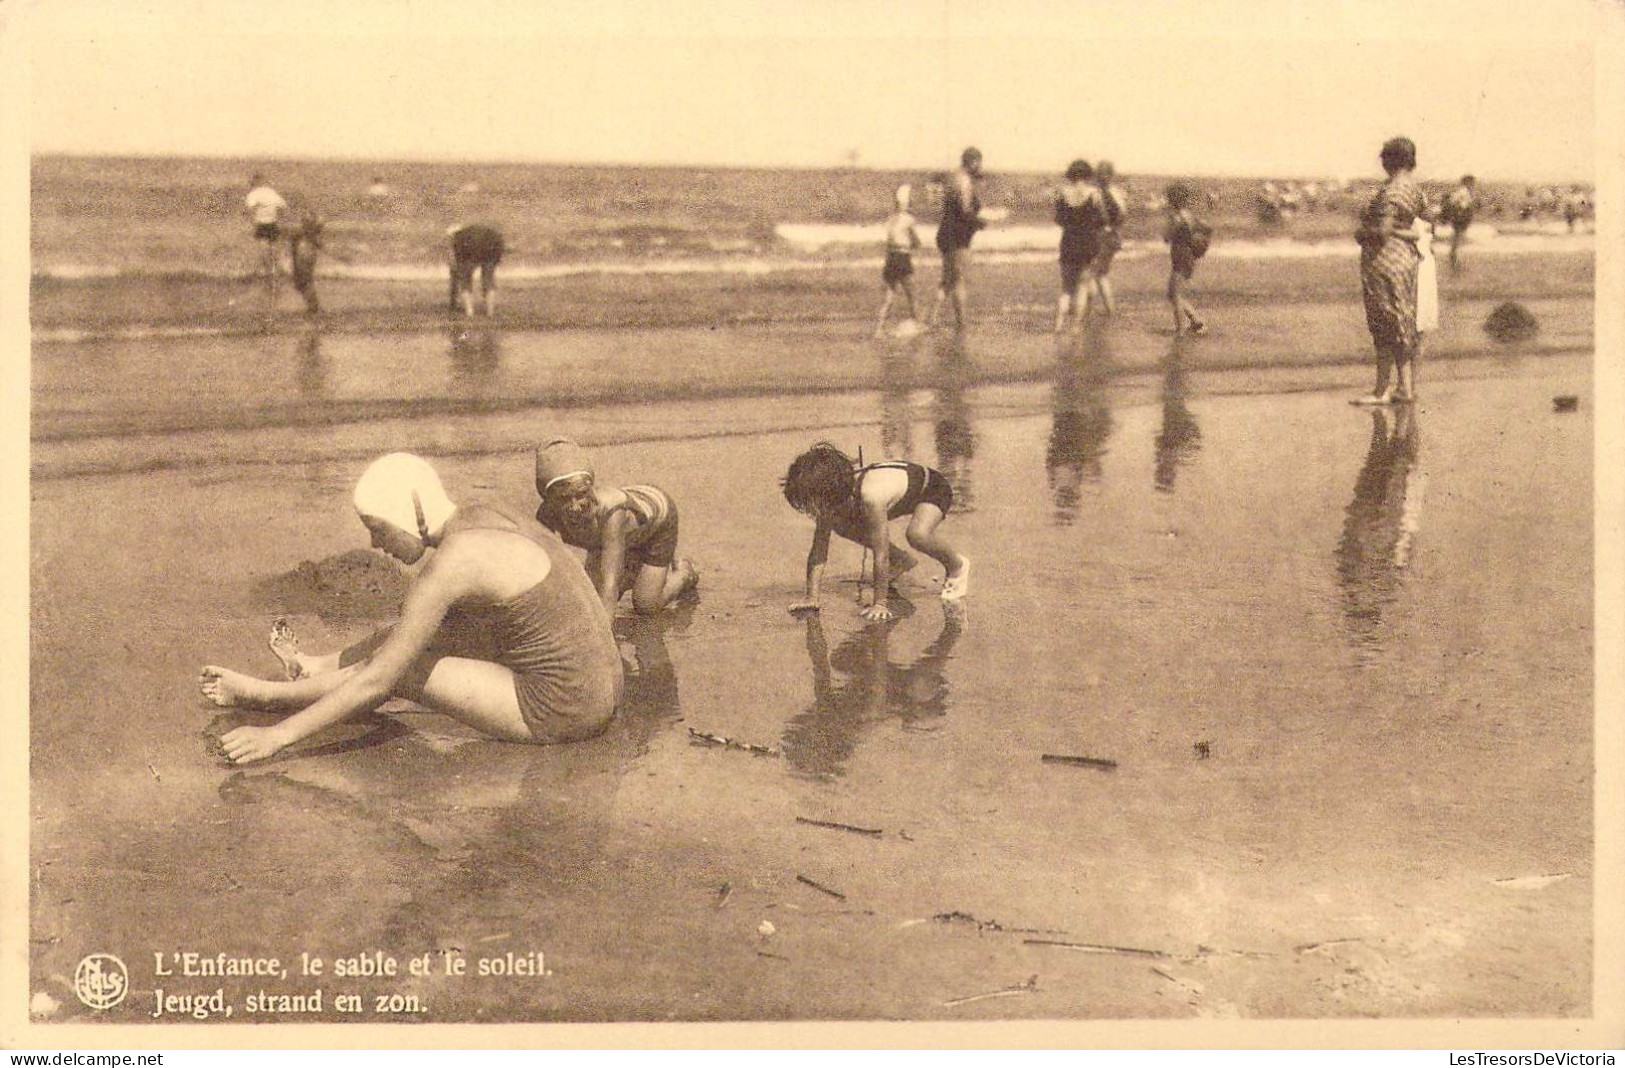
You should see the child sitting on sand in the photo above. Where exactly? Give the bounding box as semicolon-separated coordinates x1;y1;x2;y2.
1163;183;1211;336
875;183;923;339
198;452;624;764
533;437;699;615
782;442;970;622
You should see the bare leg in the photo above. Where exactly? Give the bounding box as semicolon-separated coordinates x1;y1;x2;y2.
949;260;969;329
1097;275;1116;316
271;619;391;680
903;504;969;599
397;656;532;743
262;242;279;304
215;653;543;764
630;559;700;614
1056;291;1074;333
1394;338;1420;401
899;279;918;321
200;662;365;712
927;287;947;327
480;264;497;317
875;290;896;338
1354;343;1396;404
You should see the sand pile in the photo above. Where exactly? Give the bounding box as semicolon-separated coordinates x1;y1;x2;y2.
252;549;410;622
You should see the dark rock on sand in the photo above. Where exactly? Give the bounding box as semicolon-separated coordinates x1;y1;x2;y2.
1484;301;1539;344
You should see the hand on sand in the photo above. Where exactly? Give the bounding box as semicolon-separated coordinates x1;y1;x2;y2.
788;600;821;615
219;724;290;765
859;603;895;623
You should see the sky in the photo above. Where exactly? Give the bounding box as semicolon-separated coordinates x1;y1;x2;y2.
11;0;1614;182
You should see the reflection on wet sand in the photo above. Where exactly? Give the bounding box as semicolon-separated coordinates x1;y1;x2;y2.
197;611;691;1013
931;334;978;513
1154;337;1203;493
1046;323;1116;525
878;343;917;460
447;321;504;390
297;327;327;397
1336;406;1425;656
781;603;964;779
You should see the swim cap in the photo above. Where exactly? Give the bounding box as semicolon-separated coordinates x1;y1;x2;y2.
895;184;912;211
534;437;594;495
353;453;456;542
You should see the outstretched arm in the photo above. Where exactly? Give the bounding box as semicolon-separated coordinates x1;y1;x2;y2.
218;547;466;763
594;509;634;612
859;500;894;622
790;523;832;613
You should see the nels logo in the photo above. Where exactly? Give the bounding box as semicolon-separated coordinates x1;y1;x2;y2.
73;954;129;1010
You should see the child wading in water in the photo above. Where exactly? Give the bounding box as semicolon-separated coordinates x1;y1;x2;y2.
1163;183;1212;336
782;442;970;622
533;437;699;615
875;183;923;339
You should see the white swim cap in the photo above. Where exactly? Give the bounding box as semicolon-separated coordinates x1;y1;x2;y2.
353;453;456;542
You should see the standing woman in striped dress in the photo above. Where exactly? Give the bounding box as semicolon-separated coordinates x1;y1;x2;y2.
1353;137;1429;405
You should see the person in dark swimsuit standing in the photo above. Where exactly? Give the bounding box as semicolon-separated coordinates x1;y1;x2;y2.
199;452;623;764
1053;159;1103;333
928;147;987;331
782;442;970;622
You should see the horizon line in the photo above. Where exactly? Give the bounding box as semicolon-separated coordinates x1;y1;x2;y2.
28;149;1596;188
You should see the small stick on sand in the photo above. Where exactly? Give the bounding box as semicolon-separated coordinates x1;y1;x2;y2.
687;728;781;757
1293;938;1365;954
942;975;1038;1007
147;763;162;784
795;874;846;900
715;882;733;909
795;816;883;838
1041;753;1118;770
1023;938;1167;959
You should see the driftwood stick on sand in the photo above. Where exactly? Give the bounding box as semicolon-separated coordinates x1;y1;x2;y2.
795;816;884;837
1023;938;1167;959
942;975;1039;1007
795;874;847;900
687;727;781;757
1040;753;1119;770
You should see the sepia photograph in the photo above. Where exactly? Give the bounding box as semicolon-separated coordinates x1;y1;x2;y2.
3;0;1622;1049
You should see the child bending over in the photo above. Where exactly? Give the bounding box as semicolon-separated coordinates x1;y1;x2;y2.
782;442;970;622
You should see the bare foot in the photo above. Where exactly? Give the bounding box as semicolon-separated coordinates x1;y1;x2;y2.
198;665;263;708
269;618;306;680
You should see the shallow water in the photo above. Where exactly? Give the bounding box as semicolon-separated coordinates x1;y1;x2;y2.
28;313;1592;1021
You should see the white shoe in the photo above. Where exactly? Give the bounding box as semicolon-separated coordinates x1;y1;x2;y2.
893;318;923;339
940;558;971;602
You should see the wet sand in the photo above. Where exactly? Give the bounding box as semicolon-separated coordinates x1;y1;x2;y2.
28;317;1592;1022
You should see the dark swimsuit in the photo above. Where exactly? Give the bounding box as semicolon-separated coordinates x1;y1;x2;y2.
1055;193;1103;292
936;179;983;255
846;461;954;524
434;522;623;742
